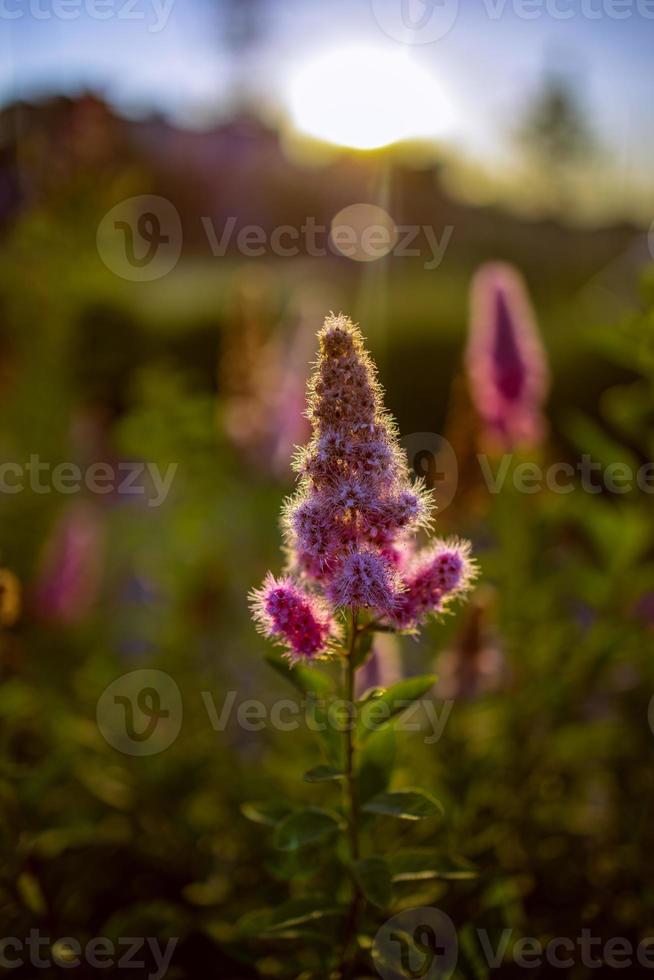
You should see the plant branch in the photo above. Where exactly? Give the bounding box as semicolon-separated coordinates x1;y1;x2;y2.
339;607;362;977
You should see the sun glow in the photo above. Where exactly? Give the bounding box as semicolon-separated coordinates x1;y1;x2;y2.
284;45;450;151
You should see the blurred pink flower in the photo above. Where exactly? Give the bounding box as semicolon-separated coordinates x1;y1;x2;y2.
466;262;549;451
33;501;104;624
438;585;506;700
220;272;312;477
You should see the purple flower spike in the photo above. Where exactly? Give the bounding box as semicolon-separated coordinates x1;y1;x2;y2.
251;313;476;662
285;314;430;616
466;263;549;450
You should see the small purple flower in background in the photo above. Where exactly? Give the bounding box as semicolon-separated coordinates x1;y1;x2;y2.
33;501;104;624
466;262;549;451
251;313;476;662
219;270;313;477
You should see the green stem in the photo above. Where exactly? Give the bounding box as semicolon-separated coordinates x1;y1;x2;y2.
344;608;359;862
339;608;362;977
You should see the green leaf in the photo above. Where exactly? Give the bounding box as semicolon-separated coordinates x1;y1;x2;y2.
352;631;373;669
303;765;345;783
363;789;443;821
353;856;392;909
240;801;290;827
358;675;437;739
265;845;327;882
274;807;343;851
357;725;396;804
265;654;334;697
565;412;638;474
459;923;491;979
389;849;477;882
305;693;342;766
237;898;344;937
17;872;46;915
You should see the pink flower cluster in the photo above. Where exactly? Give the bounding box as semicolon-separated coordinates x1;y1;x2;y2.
466;262;549;451
251;314;476;660
391;538;475;629
250;573;337;662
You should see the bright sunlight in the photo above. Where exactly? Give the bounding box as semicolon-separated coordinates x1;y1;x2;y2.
284;45;450;150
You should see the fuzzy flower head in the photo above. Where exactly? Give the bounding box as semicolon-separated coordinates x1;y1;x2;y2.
250;574;338;662
327;549;399;612
466;263;549;451
284;314;429;616
392;538;477;630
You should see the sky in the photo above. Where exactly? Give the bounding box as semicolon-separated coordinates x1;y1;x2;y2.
1;0;653;177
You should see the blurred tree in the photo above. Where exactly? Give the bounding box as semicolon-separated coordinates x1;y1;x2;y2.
516;72;598;215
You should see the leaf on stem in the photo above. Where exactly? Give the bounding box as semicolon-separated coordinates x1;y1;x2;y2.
237;898;345;938
265;654;334;697
273;807;343;851
362;789;443;821
389;849;477;881
357;726;396;804
303;765;345;782
352;630;373;669
352;856;392;909
240;800;290;827
305;693;342;766
358;675;437;739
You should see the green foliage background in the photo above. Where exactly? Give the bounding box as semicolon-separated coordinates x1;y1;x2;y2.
1;148;653;979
